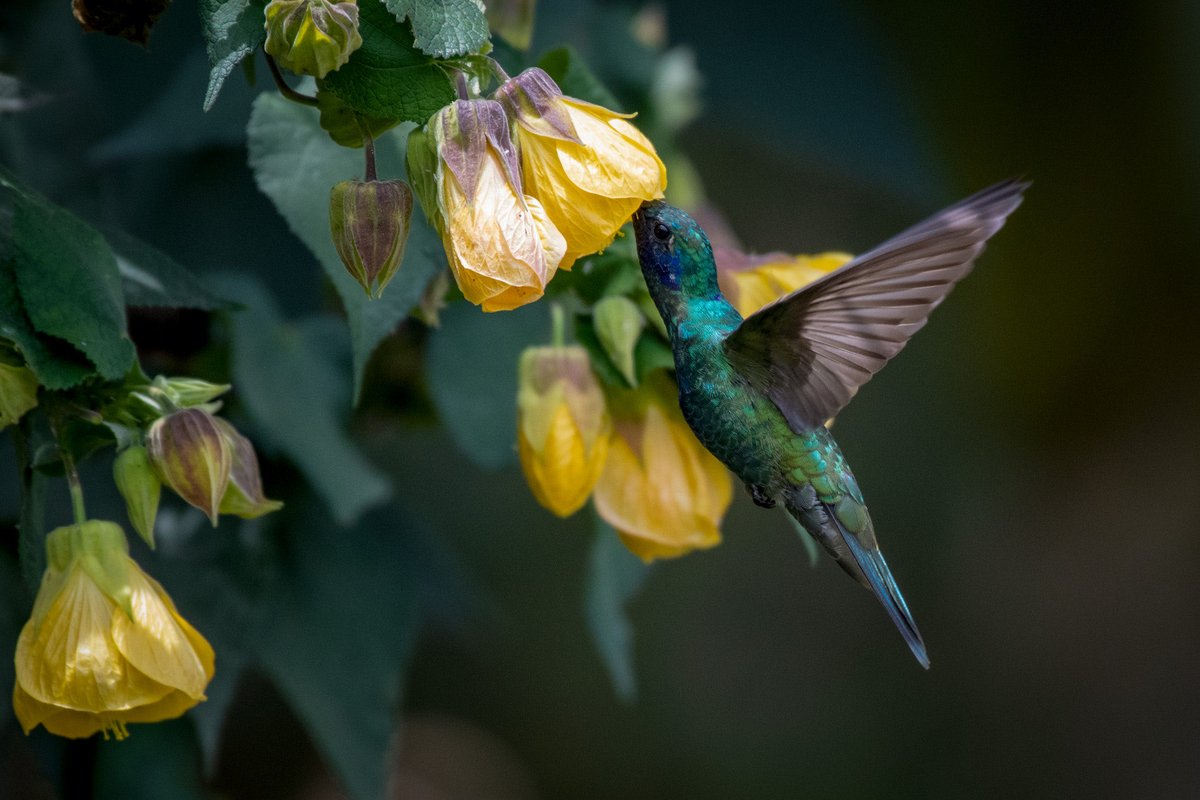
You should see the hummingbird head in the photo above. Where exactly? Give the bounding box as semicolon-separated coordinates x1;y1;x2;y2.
632;200;719;306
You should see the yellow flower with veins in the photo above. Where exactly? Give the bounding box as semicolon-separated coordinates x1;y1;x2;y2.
715;248;852;318
426;99;566;311
517;344;611;517
12;520;214;740
594;371;732;561
496;68;667;269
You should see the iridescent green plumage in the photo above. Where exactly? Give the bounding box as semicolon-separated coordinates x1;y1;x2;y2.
632;181;1028;667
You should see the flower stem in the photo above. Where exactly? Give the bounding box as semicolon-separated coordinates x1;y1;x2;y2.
266;53;319;107
454;72;471;101
551;303;565;347
486;57;511;83
362;129;378;181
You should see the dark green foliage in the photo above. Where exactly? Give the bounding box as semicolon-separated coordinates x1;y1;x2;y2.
584;517;649;703
201;0;269;110
383;0;489;58
322;0;456;124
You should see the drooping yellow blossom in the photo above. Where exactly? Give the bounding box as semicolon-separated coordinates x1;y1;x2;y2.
12;521;214;740
715;248;852;317
594;371;731;561
495;68;667;268
425;99;566;311
517;345;611;517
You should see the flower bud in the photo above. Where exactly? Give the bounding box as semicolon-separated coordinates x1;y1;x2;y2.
213;419;284;519
592;296;645;386
329;178;414;298
0;361;38;429
495;68;667;268
517;345;611;517
113;445;161;549
264;0;363;79
146;409;232;525
594;371;731;561
405;126;441;231
429;100;566;311
152;375;231;409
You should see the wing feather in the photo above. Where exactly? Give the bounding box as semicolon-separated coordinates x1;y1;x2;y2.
724;179;1028;432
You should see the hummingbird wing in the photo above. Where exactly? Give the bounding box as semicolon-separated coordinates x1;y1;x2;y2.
723;179;1027;432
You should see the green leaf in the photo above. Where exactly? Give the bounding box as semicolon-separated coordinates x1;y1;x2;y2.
103;226;234;311
585;516;650;703
0;167;136;382
538;46;622;109
425;300;549;469
215;274;391;524
95;718;213;800
0;261;93;390
201;0;268;111
322;0;456;124
254;500;423;800
383;0;489;58
247;92;445;400
634;331;674;382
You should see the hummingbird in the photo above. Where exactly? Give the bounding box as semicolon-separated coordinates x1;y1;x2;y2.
631;179;1027;667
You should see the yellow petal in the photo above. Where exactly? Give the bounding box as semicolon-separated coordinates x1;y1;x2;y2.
594;396;730;561
111;565;212;699
15;565;171;713
441;151;565;311
517;102;666;267
518;403;609;517
13;682;110;738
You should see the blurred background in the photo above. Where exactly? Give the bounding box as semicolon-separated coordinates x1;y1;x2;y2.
2;0;1199;797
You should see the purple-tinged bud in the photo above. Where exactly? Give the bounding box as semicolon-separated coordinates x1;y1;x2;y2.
330;178;413;298
146;409;232;526
213;419;284;519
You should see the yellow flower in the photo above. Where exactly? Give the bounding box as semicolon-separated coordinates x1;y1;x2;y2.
715;249;852;317
428;99;566;311
496;68;667;268
12;521;214;740
517;345;611;517
593;371;731;561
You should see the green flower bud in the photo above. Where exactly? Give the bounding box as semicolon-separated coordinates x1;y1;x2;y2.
0;362;38;429
264;0;363;79
405;126;442;233
593;296;646;386
113;445;162;549
329;178;414;298
152;376;231;409
147;409;232;526
213;419;283;519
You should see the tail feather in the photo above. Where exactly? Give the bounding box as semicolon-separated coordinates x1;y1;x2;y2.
786;491;929;668
837;519;930;669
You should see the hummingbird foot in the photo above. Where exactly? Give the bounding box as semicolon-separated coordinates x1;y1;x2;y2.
745;483;776;508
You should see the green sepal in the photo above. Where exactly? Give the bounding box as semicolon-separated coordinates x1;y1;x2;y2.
113;445;162;549
592;296;644;387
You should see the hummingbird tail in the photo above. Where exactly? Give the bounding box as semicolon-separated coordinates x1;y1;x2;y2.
837;520;930;669
786;493;930;668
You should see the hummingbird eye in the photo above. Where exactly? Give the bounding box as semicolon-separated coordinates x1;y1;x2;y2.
652;222;672;242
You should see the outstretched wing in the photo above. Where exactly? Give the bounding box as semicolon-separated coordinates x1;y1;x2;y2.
724;179;1028;433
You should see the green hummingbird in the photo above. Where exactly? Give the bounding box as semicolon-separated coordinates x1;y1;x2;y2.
632;180;1027;667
